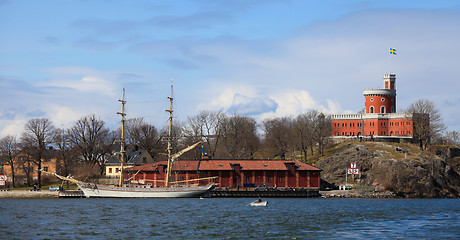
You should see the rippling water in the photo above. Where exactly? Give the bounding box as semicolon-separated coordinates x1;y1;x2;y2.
1;198;459;239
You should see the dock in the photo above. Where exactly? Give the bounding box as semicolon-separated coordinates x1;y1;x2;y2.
210;189;320;198
59;190;85;198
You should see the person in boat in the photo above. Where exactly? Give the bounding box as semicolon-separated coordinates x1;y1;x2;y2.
256;197;262;203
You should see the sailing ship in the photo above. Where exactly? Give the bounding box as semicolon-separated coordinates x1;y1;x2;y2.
45;83;216;198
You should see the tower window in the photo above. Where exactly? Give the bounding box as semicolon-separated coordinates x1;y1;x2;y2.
370;106;374;113
381;106;386;113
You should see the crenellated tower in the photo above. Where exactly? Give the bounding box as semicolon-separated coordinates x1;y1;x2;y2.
363;73;396;114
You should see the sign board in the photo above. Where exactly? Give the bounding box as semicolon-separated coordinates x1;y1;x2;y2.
347;168;359;175
350;162;357;169
0;175;6;185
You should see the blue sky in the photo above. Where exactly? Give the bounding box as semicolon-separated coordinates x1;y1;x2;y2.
1;0;460;136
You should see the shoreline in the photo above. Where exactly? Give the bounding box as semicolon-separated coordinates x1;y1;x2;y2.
319;190;397;198
3;189;456;199
0;189;394;199
0;190;59;199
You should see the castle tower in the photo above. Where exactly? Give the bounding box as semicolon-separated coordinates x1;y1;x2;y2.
363;74;396;114
384;73;396;90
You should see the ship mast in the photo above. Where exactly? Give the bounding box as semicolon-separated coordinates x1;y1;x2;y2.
117;87;127;187
165;80;174;187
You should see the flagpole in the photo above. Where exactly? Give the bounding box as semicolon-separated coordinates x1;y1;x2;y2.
388;48;396;73
388;50;391;73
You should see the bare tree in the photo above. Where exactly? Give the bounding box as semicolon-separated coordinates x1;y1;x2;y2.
21;118;55;188
68;114;111;176
159;119;184;157
52;127;76;186
294;110;317;161
407;99;446;150
124;117;145;146
123;117;161;158
0;135;19;187
17;148;34;186
444;131;460;146
220;115;260;159
262;117;293;159
184;111;226;159
313;113;331;156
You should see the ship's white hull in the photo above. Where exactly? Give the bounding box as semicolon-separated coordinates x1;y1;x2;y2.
77;183;214;198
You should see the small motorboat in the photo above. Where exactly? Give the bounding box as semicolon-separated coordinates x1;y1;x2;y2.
249;201;268;207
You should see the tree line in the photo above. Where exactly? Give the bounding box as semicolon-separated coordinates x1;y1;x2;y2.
0;110;332;188
0;98;458;188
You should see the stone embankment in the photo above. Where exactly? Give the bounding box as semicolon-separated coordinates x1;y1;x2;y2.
320;190;397;198
0;190;59;198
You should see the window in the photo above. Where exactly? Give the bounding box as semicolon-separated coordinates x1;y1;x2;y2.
268;177;273;183
246;177;250;182
391;106;395;113
116;168;119;173
381;106;386;113
279;177;284;183
142;157;147;163
370;106;374;113
381;98;386;102
109;168;112;173
370;98;374;102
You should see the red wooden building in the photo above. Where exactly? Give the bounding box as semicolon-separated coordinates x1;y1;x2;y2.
124;159;321;189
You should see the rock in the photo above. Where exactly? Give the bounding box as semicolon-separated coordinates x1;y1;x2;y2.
317;142;460;198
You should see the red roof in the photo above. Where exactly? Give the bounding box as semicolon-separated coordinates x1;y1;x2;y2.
126;159;321;172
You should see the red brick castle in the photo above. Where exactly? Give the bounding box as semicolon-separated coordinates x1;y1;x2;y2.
331;73;413;139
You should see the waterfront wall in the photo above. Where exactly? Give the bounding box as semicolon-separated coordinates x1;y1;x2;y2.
0;190;59;198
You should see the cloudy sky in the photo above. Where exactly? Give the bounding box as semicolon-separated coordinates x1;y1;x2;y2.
1;0;460;137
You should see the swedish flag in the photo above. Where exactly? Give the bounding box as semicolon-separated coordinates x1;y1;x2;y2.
390;48;397;55
201;143;206;157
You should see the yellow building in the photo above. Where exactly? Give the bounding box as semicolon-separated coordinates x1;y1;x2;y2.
1;150;61;187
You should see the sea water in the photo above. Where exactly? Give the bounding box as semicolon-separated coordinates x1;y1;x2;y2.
1;198;459;239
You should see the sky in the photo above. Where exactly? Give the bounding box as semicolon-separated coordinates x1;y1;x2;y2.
1;0;460;137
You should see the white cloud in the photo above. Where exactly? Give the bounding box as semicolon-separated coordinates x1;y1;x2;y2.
47;105;84;128
0;119;27;137
41;67;117;97
204;87;347;122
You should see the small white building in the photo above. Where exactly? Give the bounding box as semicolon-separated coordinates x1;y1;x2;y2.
105;149;155;177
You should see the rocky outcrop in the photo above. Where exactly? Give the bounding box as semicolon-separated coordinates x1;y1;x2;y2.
319;190;396;198
317;142;460;198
